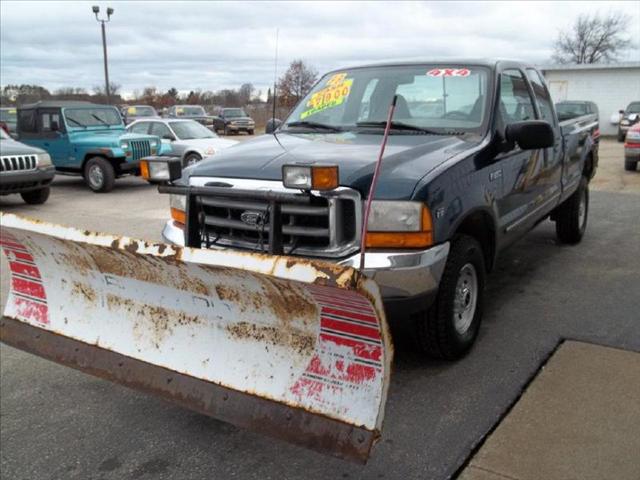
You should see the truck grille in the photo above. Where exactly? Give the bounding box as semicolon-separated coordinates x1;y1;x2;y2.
130;140;151;161
189;179;361;258
0;155;37;172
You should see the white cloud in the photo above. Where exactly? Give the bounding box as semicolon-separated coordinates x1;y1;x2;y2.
1;0;639;96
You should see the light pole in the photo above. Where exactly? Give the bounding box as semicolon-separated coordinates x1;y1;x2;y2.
92;6;114;104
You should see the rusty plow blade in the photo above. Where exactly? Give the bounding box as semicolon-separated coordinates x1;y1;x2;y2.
0;213;392;463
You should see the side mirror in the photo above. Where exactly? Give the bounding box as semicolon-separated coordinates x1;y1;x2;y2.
619;109;625;115
505;120;554;150
162;134;176;142
265;118;282;134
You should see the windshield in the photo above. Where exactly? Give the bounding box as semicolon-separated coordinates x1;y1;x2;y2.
65;107;123;127
169;121;216;140
283;65;491;134
128;106;156;117
0;109;17;122
556;102;587;120
224;108;246;118
176;106;206;116
626;102;640;114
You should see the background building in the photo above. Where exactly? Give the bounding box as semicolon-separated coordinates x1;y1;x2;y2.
539;62;640;136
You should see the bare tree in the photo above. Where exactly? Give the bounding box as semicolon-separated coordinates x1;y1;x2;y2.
552;11;633;64
277;60;318;107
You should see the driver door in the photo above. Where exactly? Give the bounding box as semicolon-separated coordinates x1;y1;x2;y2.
29;109;71;166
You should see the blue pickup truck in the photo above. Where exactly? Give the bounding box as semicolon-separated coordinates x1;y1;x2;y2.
16;101;169;192
149;59;598;360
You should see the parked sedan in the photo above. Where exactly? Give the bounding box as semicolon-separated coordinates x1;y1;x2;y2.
624;123;640;172
122;105;159;125
127;118;238;167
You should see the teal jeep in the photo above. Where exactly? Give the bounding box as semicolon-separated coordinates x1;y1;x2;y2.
17;101;170;192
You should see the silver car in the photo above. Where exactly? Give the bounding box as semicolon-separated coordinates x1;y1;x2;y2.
127;118;238;167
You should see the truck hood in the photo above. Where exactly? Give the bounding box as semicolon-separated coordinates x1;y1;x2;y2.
70;131;159;147
187;131;478;199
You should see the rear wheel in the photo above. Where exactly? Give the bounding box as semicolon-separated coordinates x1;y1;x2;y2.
555;176;588;244
84;157;115;193
183;152;202;168
20;187;50;205
617;129;625;142
624;159;638;171
415;235;485;360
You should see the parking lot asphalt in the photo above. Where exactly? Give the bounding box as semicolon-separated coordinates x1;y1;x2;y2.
1;139;639;480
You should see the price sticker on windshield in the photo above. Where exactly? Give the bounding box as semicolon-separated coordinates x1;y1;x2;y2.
301;73;353;120
127;106;137;114
427;68;471;77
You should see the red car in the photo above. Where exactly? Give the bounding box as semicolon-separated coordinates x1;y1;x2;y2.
624;122;640;171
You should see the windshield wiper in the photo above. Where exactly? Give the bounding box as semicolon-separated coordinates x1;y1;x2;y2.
91;114;110;127
355;121;443;134
284;121;343;132
66;117;86;128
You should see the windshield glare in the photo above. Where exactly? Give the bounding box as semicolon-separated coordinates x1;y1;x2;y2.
170;121;216;140
177;106;206;116
65;108;122;127
224;109;246;118
284;65;490;134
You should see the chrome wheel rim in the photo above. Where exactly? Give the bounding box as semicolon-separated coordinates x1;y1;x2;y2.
453;263;478;335
88;165;104;189
578;188;587;228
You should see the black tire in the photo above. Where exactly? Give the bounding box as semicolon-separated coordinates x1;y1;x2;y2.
624;159;637;172
20;187;50;205
223;126;229;136
617;130;625;142
415;235;486;360
248;129;255;135
555;176;588;244
84;157;115;193
183;152;202;168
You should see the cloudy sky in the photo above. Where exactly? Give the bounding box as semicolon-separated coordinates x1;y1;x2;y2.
1;1;639;98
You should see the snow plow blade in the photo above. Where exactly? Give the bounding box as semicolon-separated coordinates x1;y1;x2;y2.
0;213;392;463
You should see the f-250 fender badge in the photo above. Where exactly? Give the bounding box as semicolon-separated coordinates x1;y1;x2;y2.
489;169;503;181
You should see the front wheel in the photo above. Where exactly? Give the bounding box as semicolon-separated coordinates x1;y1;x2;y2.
20;187;50;205
617;130;625;142
248;129;255;135
624;159;638;172
84;157;115;193
183;152;202;168
415;235;485;360
555;176;588;244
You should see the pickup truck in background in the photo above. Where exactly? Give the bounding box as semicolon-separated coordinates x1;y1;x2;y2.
147;59;599;360
166;105;217;131
122;105;160;125
213;108;256;135
16;101;170;192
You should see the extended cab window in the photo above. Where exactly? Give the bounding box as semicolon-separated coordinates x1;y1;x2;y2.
526;69;555;125
499;70;536;124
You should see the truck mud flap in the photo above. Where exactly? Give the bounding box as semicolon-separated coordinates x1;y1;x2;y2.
0;213;392;463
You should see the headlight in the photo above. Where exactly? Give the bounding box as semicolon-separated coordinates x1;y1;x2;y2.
140;158;182;183
36;152;52;167
120;141;129;149
282;164;338;191
621;120;630;125
365;201;433;248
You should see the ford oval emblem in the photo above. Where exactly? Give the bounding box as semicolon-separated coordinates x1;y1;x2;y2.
240;211;265;226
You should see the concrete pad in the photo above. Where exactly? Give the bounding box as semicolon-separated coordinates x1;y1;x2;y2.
463;341;640;480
